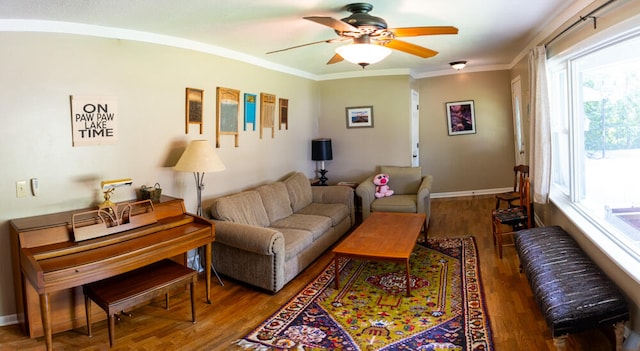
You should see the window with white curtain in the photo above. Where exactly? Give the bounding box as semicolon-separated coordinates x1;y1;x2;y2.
549;33;640;259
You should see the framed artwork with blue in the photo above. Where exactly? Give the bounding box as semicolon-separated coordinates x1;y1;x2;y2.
244;93;256;131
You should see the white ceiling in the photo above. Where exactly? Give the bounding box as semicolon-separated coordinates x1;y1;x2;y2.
0;0;584;78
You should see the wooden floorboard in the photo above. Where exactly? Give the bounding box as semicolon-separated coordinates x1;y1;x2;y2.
0;196;615;350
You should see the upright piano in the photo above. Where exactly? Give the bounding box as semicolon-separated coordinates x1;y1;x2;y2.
9;196;214;351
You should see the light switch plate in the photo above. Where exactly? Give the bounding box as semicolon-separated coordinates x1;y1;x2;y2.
16;180;27;198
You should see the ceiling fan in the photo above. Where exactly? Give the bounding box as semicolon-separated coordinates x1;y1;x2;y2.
267;2;458;68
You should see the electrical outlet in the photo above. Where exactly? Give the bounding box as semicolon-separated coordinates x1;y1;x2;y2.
16;180;27;198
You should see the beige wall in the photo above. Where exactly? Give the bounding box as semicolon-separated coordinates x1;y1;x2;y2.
418;71;515;193
0;32;319;318
317;75;412;183
317;71;517;194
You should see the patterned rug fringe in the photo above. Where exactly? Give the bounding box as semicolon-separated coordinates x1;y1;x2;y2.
233;339;273;350
233;339;307;351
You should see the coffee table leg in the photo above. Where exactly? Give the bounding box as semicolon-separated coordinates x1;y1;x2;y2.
405;259;411;297
334;256;340;290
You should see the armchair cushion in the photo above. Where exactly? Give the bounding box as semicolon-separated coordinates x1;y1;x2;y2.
380;166;422;195
371;194;417;213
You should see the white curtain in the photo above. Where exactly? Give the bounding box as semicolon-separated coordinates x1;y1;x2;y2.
528;46;552;204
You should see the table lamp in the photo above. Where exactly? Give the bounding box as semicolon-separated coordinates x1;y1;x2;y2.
312;138;333;186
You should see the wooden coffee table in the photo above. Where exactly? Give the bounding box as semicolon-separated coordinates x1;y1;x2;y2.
333;212;426;297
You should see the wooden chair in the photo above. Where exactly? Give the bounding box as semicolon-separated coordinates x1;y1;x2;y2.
492;176;531;258
495;165;529;209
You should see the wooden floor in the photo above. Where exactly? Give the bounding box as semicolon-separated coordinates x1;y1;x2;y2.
0;196;616;350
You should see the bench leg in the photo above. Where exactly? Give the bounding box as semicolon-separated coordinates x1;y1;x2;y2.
190;281;196;323
84;294;92;337
108;314;116;347
553;335;568;351
614;321;625;351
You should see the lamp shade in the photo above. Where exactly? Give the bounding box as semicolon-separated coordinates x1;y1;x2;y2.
450;61;467;70
336;43;391;68
311;138;333;161
174;140;226;173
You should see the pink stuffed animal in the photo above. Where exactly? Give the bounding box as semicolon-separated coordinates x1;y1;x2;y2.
373;173;394;198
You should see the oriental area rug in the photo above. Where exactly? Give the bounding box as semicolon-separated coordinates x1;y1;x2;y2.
234;236;494;351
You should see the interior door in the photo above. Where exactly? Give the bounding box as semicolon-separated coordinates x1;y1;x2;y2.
411;89;420;167
511;77;527;165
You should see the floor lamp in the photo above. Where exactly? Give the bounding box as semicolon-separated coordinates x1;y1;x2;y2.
174;140;225;286
312;138;333;186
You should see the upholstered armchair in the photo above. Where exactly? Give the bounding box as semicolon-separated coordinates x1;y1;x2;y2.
356;166;433;227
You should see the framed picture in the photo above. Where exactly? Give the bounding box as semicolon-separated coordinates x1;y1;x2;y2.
279;98;289;130
216;87;240;148
445;100;476;135
260;93;276;139
244;93;256;131
185;88;203;134
346;106;374;128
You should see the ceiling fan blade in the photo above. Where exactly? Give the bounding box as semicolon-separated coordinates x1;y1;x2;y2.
326;53;344;65
384;39;438;58
266;39;338;54
389;26;459;37
304;16;360;32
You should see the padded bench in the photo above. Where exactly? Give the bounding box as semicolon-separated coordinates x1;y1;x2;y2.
83;259;198;347
514;226;629;351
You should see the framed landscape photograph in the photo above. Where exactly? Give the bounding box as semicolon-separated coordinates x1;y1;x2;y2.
445;100;476;135
346;106;374;128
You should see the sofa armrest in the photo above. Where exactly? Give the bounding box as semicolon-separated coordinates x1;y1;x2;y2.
417;175;434;222
212;220;284;255
355;175;376;219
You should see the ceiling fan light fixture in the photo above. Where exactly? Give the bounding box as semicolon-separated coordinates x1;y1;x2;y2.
450;61;467;70
336;43;391;68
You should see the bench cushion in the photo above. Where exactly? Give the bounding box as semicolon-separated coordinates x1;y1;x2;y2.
514;226;629;337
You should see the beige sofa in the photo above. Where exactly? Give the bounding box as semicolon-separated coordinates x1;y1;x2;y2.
209;172;355;293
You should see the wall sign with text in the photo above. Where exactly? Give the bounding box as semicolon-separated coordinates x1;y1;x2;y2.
70;95;118;146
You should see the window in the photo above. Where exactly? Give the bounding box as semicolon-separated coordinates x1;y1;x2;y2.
549;33;640;259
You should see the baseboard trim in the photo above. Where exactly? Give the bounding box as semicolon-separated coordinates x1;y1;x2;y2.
432;187;511;199
0;314;18;326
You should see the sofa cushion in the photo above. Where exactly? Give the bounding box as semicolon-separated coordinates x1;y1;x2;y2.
284;172;313;212
256;182;293;224
210;191;270;227
371;194;417;213
275;228;313;261
271;214;332;240
380;166;422;195
296;203;349;227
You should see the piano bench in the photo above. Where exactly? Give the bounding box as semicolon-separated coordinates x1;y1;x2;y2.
83;259;198;347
